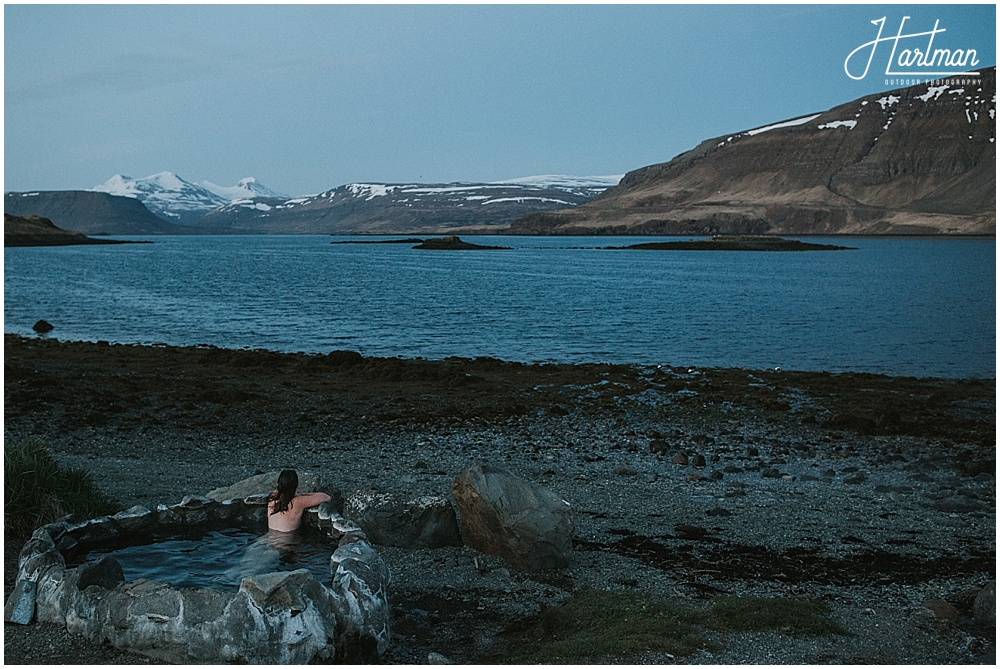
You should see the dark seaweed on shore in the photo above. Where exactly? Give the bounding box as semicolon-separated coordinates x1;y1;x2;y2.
4;335;993;453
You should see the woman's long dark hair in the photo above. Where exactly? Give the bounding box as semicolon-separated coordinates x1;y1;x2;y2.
269;469;298;515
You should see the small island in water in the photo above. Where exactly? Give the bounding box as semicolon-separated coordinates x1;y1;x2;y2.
413;235;510;250
611;235;856;252
334;235;509;250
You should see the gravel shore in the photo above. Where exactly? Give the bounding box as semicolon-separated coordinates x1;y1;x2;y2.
4;335;995;664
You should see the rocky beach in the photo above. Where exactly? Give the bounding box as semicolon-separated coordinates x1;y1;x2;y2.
4;333;995;664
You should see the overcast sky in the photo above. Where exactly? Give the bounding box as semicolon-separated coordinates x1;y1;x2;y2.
5;3;995;196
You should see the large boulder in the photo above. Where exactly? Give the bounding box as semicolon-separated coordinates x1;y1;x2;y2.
206;471;323;502
450;464;575;572
343;490;462;549
974;581;995;627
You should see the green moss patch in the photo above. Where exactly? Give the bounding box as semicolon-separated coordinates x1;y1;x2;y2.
5;437;121;539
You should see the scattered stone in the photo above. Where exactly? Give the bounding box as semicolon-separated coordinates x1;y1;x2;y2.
325;350;364;366
647;473;659;483
705;507;731;517
649;440;669;455
974;582;995;627
708;470;724;480
671;453;688;466
32;319;54;333
800;475;820;482
690;454;706;467
745;447;759;457
844;474;866;485
613;464;637;476
723;465;743;474
922;599;959;623
4;580;36;624
761;468;782;479
451;464;576;572
686;473;705;482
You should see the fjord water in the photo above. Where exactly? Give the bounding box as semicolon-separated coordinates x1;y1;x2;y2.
4;235;994;378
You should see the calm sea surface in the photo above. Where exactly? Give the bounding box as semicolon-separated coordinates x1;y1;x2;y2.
4;235;995;378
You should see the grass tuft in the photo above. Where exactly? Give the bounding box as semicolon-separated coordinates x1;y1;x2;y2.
499;591;850;663
4;437;122;539
501;589;719;663
706;595;851;637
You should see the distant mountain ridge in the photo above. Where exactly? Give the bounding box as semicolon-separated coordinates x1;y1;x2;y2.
510;68;996;236
198;176;624;233
4;173;621;235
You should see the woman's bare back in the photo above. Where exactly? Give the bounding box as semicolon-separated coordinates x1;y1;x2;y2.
267;492;331;532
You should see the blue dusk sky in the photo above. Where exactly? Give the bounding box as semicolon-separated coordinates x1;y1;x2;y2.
4;3;996;196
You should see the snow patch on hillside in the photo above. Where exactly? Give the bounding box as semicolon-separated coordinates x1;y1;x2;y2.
490;174;623;189
818;120;858;130
918;85;949;102
746;114;821;136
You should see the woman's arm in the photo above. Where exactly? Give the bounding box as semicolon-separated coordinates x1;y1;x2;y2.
295;492;332;510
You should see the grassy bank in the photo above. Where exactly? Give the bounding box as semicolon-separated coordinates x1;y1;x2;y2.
4;437;121;540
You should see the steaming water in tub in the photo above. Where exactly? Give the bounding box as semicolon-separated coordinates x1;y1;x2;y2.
69;527;338;591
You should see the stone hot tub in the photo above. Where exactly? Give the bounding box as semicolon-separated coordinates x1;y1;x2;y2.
12;494;391;664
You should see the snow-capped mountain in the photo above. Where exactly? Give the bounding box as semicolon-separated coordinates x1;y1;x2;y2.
90;172;284;224
199;177;288;201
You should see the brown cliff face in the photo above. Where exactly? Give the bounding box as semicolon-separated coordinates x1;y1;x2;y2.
511;68;995;235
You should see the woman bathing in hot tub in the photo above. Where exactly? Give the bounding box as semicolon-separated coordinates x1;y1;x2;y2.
221;470;331;584
267;469;331;533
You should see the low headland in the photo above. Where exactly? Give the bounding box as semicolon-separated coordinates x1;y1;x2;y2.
3;213;143;248
4;334;995;663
